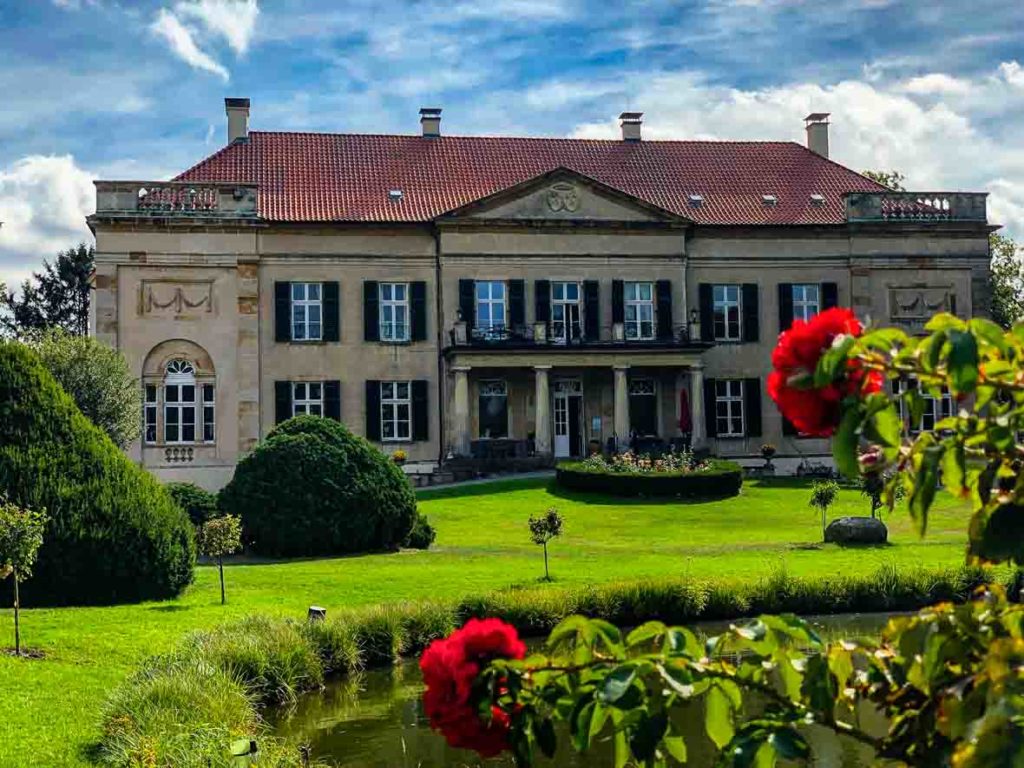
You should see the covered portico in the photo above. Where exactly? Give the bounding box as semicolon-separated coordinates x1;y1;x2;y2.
443;348;708;461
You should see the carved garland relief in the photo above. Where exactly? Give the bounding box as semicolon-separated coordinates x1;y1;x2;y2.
889;286;955;332
141;280;214;316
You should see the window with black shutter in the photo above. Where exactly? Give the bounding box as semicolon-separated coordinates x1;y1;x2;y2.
324;380;341;421
412;380;429;441
821;282;839;310
583;280;599;340
741;284;759;342
274;282;291;342
612;279;624;324
411;281;427;341
778;283;794;332
363;281;379;341
656;280;673;339
274;380;292;424
458;279;475;333
509;279;525;329
365;380;381;441
698;284;714;342
323;282;340;342
703;377;717;437
535;280;550;324
743;378;762;437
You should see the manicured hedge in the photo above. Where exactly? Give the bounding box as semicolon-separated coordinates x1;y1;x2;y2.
219;416;419;557
556;458;743;498
166;481;219;527
0;341;195;606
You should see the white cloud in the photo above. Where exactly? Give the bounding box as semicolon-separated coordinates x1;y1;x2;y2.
0;156;95;289
899;73;971;96
175;0;260;55
150;8;230;81
998;61;1024;88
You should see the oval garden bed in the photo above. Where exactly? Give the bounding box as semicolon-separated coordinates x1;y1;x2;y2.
556;455;743;498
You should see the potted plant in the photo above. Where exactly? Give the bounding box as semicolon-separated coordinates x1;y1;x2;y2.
391;448;407;466
760;443;777;472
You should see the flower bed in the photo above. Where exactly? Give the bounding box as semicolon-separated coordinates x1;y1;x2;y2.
556;452;743;498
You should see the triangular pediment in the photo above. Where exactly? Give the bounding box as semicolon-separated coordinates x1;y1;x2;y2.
438;168;691;224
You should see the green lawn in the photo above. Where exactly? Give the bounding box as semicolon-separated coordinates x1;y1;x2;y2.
0;477;974;766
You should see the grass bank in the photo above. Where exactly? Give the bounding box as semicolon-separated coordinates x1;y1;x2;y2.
0;477;980;765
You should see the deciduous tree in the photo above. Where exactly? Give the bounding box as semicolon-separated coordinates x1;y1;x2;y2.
528;508;563;581
0;500;46;655
198;516;242;605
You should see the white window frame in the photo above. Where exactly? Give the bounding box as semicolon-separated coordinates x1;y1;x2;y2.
624;281;655;340
551;282;581;342
291;282;323;341
478;379;509;438
713;285;742;341
144;384;158;445
792;284;820;323
380;282;409;342
715;379;745;437
894;379;953;432
163;360;197;445
292;381;324;417
476;281;506;331
201;383;215;443
381;381;412;442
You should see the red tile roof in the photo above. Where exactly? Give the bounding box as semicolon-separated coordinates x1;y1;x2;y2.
173;132;884;225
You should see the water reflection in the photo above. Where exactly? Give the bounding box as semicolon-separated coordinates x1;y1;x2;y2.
271;613;894;767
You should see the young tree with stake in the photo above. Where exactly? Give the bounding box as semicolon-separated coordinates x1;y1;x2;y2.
528;508;563;581
197;516;242;605
809;479;839;541
0;500;46;655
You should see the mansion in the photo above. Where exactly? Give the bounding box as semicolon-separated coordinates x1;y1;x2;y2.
88;100;994;489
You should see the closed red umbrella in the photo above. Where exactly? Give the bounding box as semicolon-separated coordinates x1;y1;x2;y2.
678;387;692;433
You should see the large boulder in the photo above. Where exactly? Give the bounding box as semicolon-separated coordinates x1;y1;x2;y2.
824;516;888;545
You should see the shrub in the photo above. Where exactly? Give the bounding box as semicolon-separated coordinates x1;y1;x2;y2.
197;516;243;605
166;482;219;527
0;341;195;606
556;458;743;498
219;416;418;557
404;514;436;550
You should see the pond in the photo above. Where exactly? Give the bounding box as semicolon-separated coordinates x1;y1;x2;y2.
271;613;896;767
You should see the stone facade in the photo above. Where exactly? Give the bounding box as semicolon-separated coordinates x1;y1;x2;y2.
88;142;992;490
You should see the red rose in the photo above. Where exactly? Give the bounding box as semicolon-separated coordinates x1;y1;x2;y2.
420;618;526;757
768;308;881;437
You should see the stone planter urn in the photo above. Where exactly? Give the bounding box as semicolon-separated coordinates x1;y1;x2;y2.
824;516;888;545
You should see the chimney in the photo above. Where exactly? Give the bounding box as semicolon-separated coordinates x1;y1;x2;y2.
619;112;643;142
804;112;830;158
420;107;442;137
225;97;250;143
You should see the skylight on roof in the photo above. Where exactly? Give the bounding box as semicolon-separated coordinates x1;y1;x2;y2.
688;194;703;207
810;193;825;206
388;189;403;202
762;194;778;206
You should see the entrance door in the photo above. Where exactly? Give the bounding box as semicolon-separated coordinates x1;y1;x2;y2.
553;379;583;458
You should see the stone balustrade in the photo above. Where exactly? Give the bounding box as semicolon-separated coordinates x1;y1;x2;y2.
845;191;987;223
93;181;259;218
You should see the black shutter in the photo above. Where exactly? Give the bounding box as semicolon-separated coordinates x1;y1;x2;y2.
949;292;957;317
744;379;762;437
782;416;798;436
411;281;427;341
363;281;379;342
584;280;599;341
412;380;429;441
704;377;717;438
275;282;291;342
459;279;475;333
778;283;794;332
821;282;839;310
612;280;625;324
535;280;550;324
323;281;340;342
509;279;525;328
365;380;381;441
656;280;673;340
742;284;759;343
275;381;292;424
699;284;714;342
324;380;341;421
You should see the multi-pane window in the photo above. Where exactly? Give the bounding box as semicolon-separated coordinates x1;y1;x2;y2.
629;378;658;436
381;381;412;441
380;282;409;341
144;385;158;444
792;284;820;323
478;380;508;438
551;282;581;342
713;285;742;341
164;360;196;444
291;282;322;341
624;282;654;340
202;384;215;443
476;281;506;331
292;382;324;417
893;379;954;432
715;379;745;437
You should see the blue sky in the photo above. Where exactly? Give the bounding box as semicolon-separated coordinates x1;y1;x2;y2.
1;0;1022;285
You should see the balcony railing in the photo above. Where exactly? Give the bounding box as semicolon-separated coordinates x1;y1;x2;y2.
845;192;987;223
448;322;702;349
93;181;259;219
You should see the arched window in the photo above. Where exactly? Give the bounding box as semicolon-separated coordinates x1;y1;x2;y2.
141;343;216;447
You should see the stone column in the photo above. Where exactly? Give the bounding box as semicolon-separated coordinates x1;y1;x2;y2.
534;365;552;456
452;366;471;456
613;364;630;450
690;365;706;448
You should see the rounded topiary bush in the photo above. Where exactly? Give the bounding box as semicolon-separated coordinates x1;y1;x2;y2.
0;341;195;606
166;481;219;527
219;415;418;557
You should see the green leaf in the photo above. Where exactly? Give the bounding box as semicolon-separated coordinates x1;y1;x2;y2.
600;666;637;704
666;627;702;656
626;621;667;649
969;317;1009;353
863;396;902;450
663;735;687;763
705;684;736;749
948;330;980;395
814;334;856;387
909;443;944;536
571;700;596;752
535;717;557;758
591;618;625;656
925;312;965;332
832;402;864;478
941;440;968;499
768;728;809;760
630;711;668;761
548;615;592;648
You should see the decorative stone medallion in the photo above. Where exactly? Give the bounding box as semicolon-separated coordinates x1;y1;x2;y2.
546;182;581;213
141;280;214;316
